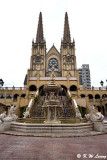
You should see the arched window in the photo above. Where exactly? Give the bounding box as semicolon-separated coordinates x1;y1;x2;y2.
13;94;19;101
95;94;100;102
13;94;19;99
39;85;45;96
21;94;26;98
102;94;107;99
80;94;85;98
95;94;100;99
6;94;12;99
60;85;67;96
0;94;5;99
49;58;58;72
29;85;37;91
70;85;77;91
88;94;93;99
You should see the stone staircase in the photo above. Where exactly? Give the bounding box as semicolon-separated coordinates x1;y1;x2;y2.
60;96;76;117
30;95;76;118
30;96;45;118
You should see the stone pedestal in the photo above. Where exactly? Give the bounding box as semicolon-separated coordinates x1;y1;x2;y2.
94;121;105;132
44;105;61;124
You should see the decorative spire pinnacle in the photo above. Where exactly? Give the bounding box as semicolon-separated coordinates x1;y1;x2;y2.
36;12;44;43
63;12;71;43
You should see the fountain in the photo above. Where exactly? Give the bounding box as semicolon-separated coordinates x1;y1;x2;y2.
43;67;62;124
1;68;107;136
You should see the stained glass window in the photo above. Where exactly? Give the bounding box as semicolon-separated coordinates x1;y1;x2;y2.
49;58;58;71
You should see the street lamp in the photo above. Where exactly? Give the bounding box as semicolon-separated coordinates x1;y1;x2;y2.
104;79;107;90
100;80;107;90
0;79;4;87
100;80;104;87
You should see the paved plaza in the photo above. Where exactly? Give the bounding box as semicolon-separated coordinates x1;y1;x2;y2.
0;134;107;160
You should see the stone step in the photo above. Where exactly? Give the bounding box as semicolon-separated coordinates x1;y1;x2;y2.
10;122;93;134
104;121;107;131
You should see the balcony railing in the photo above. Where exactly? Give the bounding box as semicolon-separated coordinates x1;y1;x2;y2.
89;99;93;102
95;99;100;102
0;87;26;91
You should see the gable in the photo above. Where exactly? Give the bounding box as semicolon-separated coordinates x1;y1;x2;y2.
46;45;60;60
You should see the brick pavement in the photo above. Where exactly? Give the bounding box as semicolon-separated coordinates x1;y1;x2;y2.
0;134;107;160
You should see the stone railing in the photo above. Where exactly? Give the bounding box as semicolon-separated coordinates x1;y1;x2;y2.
95;99;100;102
0;87;26;91
94;87;100;90
89;99;93;102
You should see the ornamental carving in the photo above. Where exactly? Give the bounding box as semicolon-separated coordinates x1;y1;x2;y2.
32;55;43;63
63;54;74;63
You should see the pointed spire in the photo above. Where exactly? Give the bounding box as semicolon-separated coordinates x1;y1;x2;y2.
36;12;44;43
63;12;71;43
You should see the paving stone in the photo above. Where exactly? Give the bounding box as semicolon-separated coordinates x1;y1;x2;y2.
0;134;107;160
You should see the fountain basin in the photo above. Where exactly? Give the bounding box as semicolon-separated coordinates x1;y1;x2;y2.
10;121;94;136
45;100;60;105
44;84;61;92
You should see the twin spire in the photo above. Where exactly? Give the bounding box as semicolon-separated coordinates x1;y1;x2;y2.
35;12;71;44
63;12;71;43
36;12;44;43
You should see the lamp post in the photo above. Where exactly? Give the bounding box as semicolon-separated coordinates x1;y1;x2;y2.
100;80;107;90
100;80;104;87
106;79;107;90
0;78;4;87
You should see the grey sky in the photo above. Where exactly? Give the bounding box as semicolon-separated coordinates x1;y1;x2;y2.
0;0;107;87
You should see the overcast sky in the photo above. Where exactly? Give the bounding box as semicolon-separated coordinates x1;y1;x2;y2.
0;0;107;87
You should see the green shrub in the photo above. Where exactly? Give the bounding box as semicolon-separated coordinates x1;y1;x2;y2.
68;96;72;102
35;95;38;102
22;106;27;117
78;105;84;117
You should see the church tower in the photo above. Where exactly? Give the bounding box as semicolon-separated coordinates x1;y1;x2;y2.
30;12;46;77
61;12;77;77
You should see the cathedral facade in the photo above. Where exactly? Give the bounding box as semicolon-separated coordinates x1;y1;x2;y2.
0;12;107;117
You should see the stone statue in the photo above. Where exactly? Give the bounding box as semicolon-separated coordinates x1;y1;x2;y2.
85;106;104;122
23;107;30;118
51;67;55;81
0;111;6;122
1;106;18;122
76;108;82;119
96;112;104;121
23;99;34;118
